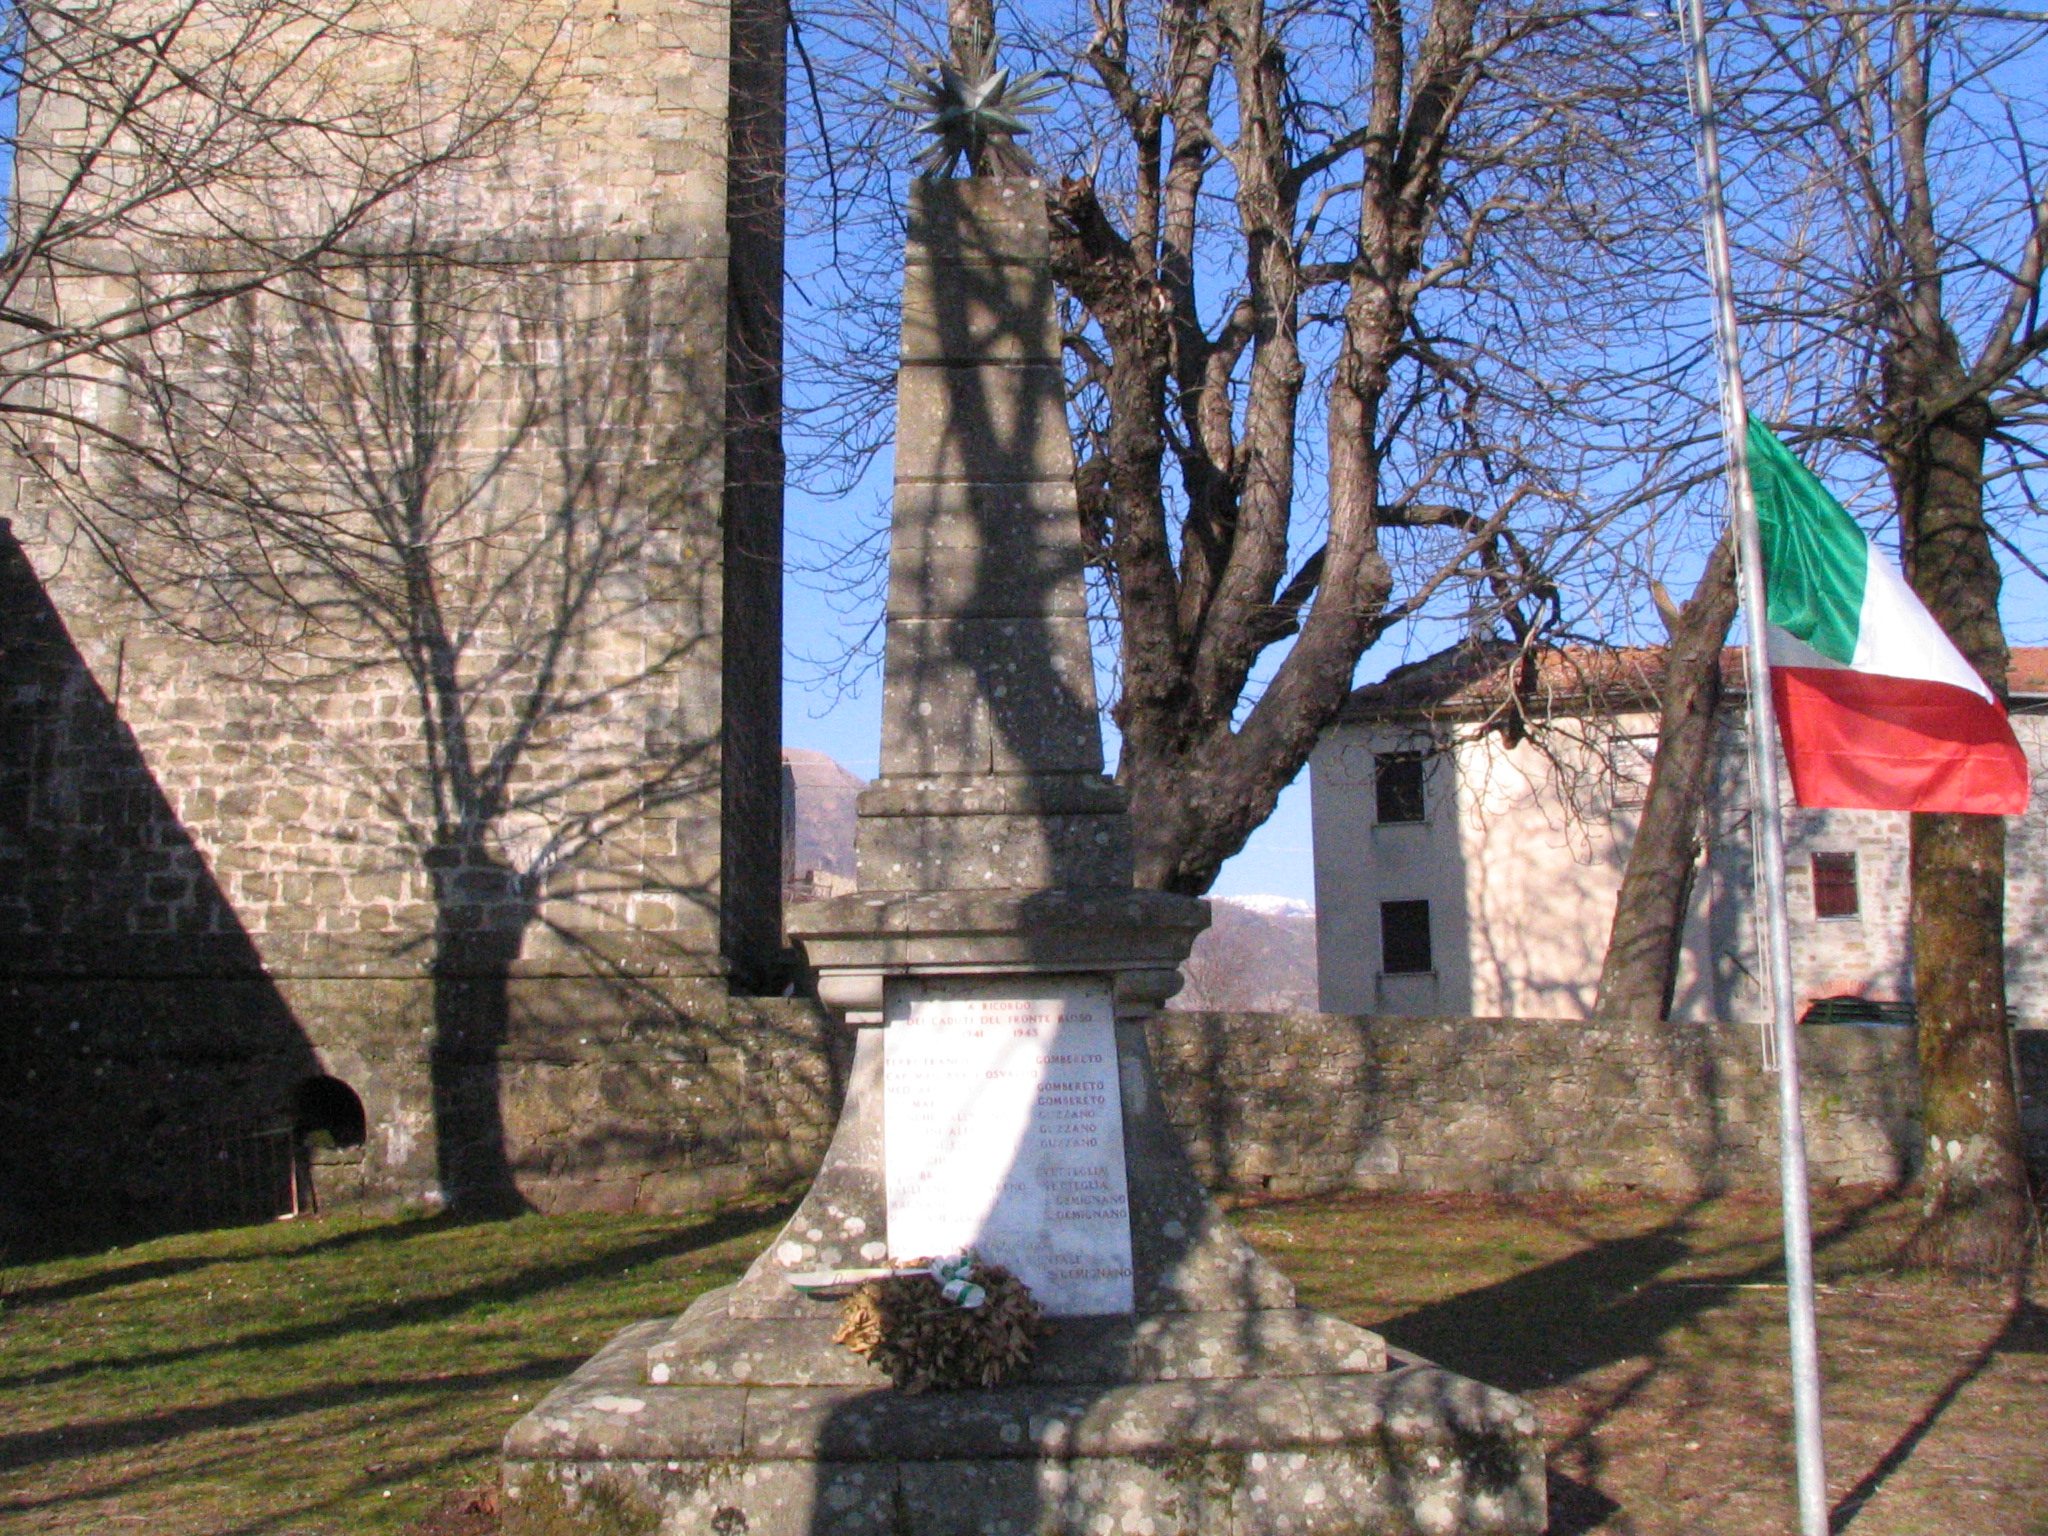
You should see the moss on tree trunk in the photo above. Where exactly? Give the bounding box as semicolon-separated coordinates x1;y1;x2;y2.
1886;339;2033;1275
1905;808;2031;1273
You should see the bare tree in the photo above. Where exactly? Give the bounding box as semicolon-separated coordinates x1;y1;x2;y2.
42;250;722;1209
1714;0;2048;1273
1594;532;1737;1021
1172;897;1317;1011
786;0;1712;895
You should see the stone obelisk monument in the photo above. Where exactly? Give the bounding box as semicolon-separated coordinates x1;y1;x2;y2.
502;169;1543;1536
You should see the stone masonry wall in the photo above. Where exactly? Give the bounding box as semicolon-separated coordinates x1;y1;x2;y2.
0;975;844;1238
8;0;739;983
12;995;2036;1241
292;985;847;1217
370;1005;2035;1213
1148;1012;2048;1197
0;0;791;1238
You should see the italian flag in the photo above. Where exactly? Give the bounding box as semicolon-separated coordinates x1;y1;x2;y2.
1750;419;2029;815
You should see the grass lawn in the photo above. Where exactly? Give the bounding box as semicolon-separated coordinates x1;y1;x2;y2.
0;1204;787;1534
1230;1190;2048;1536
1;1190;2042;1534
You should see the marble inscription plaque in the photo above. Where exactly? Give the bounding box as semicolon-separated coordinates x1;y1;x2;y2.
884;973;1133;1315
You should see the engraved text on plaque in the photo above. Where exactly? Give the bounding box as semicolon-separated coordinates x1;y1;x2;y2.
883;974;1133;1315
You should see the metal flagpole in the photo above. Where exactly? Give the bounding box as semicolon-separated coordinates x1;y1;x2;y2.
1674;2;1829;1532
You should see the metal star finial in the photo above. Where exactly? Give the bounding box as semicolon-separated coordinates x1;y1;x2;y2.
890;28;1056;178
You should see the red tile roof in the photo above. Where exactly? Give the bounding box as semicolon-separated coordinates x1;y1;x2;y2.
1339;641;2048;723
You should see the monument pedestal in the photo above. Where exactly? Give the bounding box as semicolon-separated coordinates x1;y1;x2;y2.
505;1322;1537;1536
502;1016;1543;1536
502;171;1543;1535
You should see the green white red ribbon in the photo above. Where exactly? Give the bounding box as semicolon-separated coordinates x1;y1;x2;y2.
927;1254;986;1309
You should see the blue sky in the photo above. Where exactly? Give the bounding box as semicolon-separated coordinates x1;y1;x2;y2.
781;450;2048;912
6;14;2038;910
781;464;1342;909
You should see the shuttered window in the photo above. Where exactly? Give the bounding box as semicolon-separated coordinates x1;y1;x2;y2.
1811;852;1859;919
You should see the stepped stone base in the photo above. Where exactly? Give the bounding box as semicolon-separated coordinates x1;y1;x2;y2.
503;1302;1543;1536
501;1025;1545;1536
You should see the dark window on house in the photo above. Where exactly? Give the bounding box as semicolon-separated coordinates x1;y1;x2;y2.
1379;899;1433;974
1375;753;1427;824
1812;852;1859;919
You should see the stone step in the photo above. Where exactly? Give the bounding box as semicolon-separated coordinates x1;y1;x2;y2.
644;1286;1387;1389
502;1317;1542;1535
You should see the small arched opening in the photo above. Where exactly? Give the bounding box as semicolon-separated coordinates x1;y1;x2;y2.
293;1075;367;1148
289;1076;367;1217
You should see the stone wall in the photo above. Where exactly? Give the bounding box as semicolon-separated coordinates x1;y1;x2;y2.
13;996;2039;1243
301;984;846;1218
0;0;793;1241
1148;1011;2048;1197
0;974;843;1240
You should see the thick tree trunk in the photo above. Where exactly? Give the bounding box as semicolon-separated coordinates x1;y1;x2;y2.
1043;0;1490;898
1885;341;2032;1274
1907;809;2029;1272
1594;532;1738;1020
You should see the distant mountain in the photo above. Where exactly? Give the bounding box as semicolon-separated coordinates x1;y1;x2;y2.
1170;895;1319;1013
1216;894;1313;920
777;758;1319;1012
782;748;863;901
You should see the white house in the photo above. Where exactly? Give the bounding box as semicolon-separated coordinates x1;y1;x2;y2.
1309;642;2048;1026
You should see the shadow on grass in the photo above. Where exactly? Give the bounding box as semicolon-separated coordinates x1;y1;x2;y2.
0;1375;487;1520
1829;1295;2046;1533
1376;1216;1702;1394
1544;1469;1622;1536
0;1353;579;1492
0;1201;792;1395
0;1435;345;1525
2;1207;507;1296
1374;1192;1896;1393
1365;1192;1898;1535
2;1254;234;1311
0;1220;464;1302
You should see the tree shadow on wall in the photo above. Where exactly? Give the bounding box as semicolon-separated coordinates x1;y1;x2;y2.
53;237;730;1216
427;843;537;1215
0;524;322;1252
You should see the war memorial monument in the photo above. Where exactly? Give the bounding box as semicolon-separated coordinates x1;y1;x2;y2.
501;59;1544;1525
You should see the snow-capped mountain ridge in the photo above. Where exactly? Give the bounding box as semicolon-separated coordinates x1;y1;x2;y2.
1211;893;1313;919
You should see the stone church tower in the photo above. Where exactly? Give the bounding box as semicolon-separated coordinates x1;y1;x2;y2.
0;0;807;1237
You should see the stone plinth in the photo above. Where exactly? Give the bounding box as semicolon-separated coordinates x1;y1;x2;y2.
502;177;1544;1536
504;1316;1539;1536
504;1021;1543;1533
790;890;1205;1022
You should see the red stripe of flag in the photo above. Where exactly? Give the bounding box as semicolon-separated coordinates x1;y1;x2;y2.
1771;667;2031;815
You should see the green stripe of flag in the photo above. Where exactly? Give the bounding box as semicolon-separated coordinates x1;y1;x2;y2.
1747;419;1866;665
